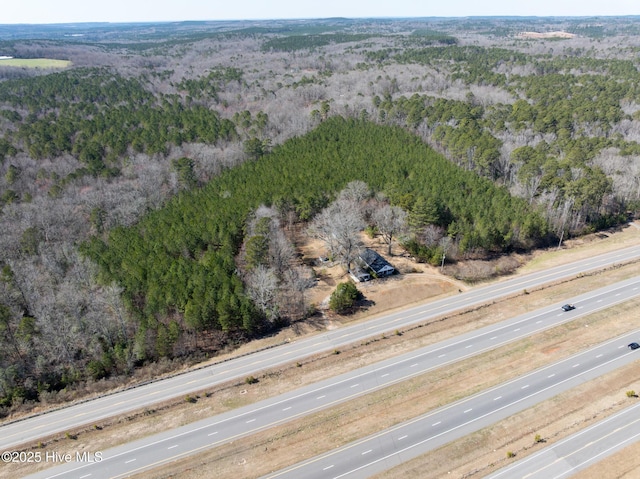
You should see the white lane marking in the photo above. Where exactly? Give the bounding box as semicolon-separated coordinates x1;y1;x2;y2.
596;354;603;358
573;364;580;368
317;395;326;400
514;328;521;332
616;293;621;296
552;428;640;478
410;363;419;368
80;475;92;479
619;345;625;349
548;373;556;378
494;396;502;401
597;299;603;302
438;354;446;358
362;449;372;455
246;419;256;423
168;445;178;449
490;336;498;340
464;408;473;413
208;431;218;436
381;373;390;378
323;465;334;471
350;384;359;388
283;406;292;411
536;320;543;324
330;337;640;479
521;384;529;389
432;421;441;426
465;345;473;349
125;459;136;464
398;435;408;440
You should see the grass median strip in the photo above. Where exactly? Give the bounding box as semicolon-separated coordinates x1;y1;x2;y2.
374;362;640;479
5;261;640;478
126;297;640;479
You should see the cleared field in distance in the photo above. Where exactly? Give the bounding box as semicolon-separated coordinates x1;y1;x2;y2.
0;58;71;68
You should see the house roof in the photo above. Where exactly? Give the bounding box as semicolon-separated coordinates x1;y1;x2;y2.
357;248;394;273
349;266;371;282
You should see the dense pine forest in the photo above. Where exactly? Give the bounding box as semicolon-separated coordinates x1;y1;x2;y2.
81;118;545;359
1;16;640;414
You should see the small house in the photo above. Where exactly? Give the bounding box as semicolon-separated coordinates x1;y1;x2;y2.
356;248;395;277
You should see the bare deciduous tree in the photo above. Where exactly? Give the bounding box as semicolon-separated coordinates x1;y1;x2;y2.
309;198;365;270
439;236;453;269
246;265;279;322
269;227;296;277
246;205;296;275
372;204;408;255
337;180;371;204
421;224;445;247
280;266;315;318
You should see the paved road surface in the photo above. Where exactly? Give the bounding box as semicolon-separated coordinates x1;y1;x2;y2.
263;332;640;479
21;276;640;478
3;244;640;451
487;401;640;479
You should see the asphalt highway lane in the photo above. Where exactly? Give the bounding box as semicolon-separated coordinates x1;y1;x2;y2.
21;276;640;478
263;332;640;479
3;245;640;451
487;401;640;479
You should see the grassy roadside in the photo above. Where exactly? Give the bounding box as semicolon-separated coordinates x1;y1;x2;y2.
578;437;640;479
375;361;640;479
132;295;640;479
5;258;640;478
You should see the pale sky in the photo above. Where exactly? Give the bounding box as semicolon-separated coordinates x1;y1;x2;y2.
1;0;638;24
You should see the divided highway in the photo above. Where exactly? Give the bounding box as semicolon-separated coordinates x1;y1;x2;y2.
22;276;640;478
488;401;640;479
264;332;640;479
3;244;640;451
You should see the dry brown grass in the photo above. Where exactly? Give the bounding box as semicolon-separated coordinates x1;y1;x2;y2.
5;222;640;478
6;257;640;479
375;363;640;479
578;440;640;479
129;295;640;479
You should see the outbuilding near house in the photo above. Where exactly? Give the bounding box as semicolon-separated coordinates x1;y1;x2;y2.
349;266;371;283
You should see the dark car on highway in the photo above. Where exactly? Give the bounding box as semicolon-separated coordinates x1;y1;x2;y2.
561;304;576;311
628;342;640;350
